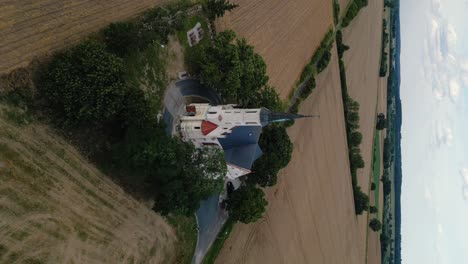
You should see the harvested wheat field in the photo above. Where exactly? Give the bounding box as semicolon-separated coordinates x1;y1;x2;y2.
216;0;333;98
215;46;367;264
0;0;168;74
341;0;386;262
0;104;176;263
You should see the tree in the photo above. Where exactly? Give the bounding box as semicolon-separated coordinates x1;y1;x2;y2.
103;21;139;57
203;0;239;21
192;147;227;181
369;218;382;231
316;49;332;73
376;113;387;130
237;38;269;106
353;186;369;215
227;184;268;223
382;176;392;196
349;131;363;146
369;206;378;213
117;123;225;215
371;182;376;190
40;40;128;127
248;125;293;187
253;85;283;111
195;30;270;105
349;147;365;170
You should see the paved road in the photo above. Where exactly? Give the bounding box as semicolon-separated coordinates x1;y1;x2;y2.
192;195;229;264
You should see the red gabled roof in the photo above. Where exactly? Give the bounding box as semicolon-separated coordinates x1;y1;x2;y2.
201;120;218;136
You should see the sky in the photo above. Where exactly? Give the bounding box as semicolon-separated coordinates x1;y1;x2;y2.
401;0;468;263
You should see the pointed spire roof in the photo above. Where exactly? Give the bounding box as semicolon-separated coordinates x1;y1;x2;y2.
259;108;318;126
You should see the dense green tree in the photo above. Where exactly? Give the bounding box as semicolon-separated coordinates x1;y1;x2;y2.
353;186;369;214
349;147;365;170
237;38;269;106
370;206;378;213
316;49;332;73
371;182;376;190
203;0;239;21
103;21;139;57
248;125;293;187
349;131;363;146
253;85;283;111
195;30;270;105
369;218;382;231
227;184;268;223
117;124;225;215
197;30;242;100
376;113;387;130
382;176;392;196
40;40;128;127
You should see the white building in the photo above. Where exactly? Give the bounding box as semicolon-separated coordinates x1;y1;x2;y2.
179;103;311;180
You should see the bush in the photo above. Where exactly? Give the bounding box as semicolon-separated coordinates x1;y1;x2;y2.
371;182;376;190
40;40;128;127
370;206;378;213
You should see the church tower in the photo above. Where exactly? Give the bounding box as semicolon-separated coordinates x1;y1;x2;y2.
178;103;314;179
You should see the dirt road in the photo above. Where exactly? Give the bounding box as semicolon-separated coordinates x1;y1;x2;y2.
216;0;332;99
215;46;367;264
0;104;176;263
341;0;386;262
0;0;167;73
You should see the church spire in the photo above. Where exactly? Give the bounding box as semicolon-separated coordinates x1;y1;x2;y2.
259;108;319;126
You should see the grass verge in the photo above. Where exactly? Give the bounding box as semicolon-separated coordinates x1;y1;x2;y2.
166;214;198;264
202;218;234;264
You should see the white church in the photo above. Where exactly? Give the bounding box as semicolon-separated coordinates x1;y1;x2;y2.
178;103;310;180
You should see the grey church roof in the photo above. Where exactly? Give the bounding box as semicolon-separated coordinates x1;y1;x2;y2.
218;126;263;171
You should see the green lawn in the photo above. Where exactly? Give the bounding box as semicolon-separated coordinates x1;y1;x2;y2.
176;15;210;49
372;129;381;216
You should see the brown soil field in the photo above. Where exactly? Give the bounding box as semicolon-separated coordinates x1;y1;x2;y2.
341;0;386;262
216;0;333;99
0;104;176;263
215;46;368;264
0;0;168;74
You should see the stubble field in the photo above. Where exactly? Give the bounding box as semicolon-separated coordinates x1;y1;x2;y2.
0;0;168;74
0;104;176;264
